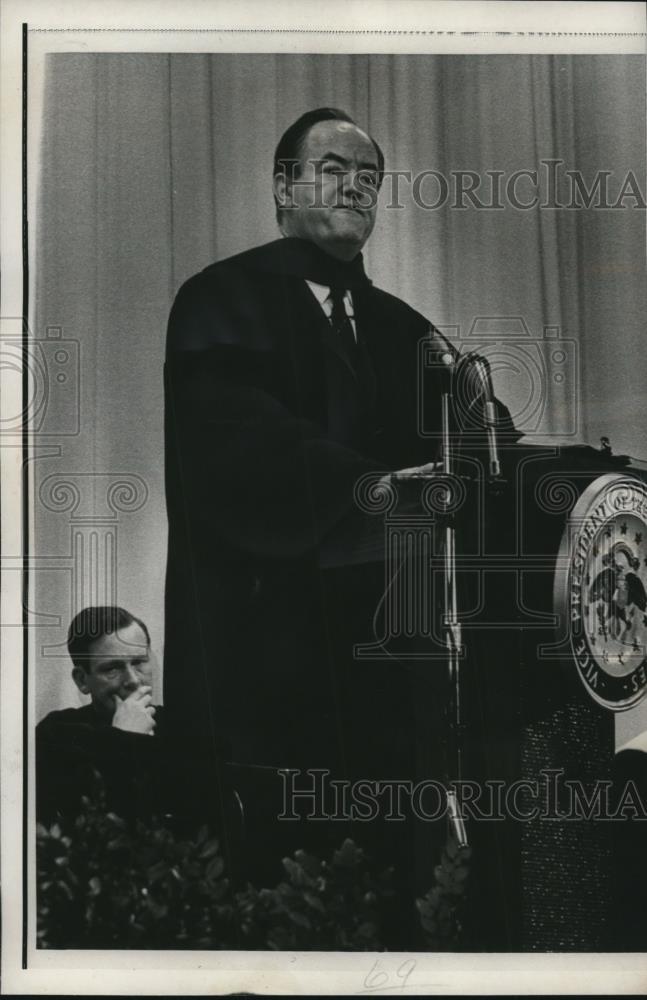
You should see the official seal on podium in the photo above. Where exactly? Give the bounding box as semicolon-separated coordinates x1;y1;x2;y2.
555;473;647;710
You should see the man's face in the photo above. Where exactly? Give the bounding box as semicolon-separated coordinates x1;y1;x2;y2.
72;622;153;718
276;119;380;261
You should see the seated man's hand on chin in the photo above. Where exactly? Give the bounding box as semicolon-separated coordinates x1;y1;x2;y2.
112;685;156;736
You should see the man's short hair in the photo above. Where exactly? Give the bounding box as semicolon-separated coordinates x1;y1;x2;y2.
68;606;150;671
273;107;385;219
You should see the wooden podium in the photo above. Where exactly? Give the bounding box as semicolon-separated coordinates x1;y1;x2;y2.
426;442;647;950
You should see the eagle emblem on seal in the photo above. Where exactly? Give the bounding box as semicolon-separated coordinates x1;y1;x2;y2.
589;540;647;651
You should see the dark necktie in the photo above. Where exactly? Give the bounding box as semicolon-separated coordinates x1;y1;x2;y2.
329;286;358;372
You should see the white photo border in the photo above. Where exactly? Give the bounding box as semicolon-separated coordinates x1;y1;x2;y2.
2;0;646;994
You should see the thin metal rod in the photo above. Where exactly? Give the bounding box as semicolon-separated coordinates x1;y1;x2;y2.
440;384;467;847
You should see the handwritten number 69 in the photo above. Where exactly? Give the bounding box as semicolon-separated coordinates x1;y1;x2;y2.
364;958;416;992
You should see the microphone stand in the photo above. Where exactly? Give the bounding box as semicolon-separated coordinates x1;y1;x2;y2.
439;349;468;849
439;349;503;848
417;341;506;946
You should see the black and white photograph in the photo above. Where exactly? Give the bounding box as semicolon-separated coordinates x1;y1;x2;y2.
2;0;647;993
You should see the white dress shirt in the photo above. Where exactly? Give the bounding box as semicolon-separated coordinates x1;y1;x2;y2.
305;280;357;342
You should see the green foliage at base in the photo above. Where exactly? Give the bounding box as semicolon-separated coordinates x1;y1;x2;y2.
416;833;472;951
37;784;470;950
238;839;397;951
37;805;236;949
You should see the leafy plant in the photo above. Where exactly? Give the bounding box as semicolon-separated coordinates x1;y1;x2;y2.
237;838;396;951
37;784;236;949
37;776;469;951
415;831;472;950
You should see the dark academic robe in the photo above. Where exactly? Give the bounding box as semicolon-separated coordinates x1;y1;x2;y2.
163;237;517;890
36;704;169;825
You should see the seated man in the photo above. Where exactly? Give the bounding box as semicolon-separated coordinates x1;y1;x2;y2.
37;605;246;887
36;606;169;825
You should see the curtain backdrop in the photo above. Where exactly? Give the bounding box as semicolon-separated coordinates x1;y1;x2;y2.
33;54;646;743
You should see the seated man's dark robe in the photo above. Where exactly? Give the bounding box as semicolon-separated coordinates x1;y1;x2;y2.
36;704;170;826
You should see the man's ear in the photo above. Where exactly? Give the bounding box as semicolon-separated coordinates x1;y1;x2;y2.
273;172;292;212
72;665;90;696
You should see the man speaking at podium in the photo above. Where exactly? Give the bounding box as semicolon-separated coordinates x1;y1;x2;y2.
163;108;514;884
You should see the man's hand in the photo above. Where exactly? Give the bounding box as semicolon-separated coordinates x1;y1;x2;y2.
379;461;438;486
111;686;156;735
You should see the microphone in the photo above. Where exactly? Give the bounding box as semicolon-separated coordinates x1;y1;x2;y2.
469;353;501;480
425;328;457;474
427;327;457;372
